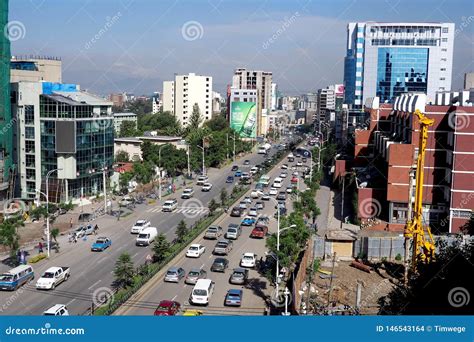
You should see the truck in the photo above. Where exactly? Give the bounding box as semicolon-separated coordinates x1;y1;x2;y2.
258;143;271;155
35;267;70;290
136;227;158;246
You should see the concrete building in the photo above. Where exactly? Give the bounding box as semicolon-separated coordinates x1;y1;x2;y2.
271;83;278;111
162;73;212;126
351;92;473;234
464;72;474;90
152;92;162;114
113;112;137;135
344;22;455;108
11;81;114;201
108;93;127;108
0;0;13;200
212;91;222;114
10;56;62;83
114;136;184;161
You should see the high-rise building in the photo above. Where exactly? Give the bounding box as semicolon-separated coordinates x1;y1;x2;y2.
152;92;161;114
11;81;114;201
10;56;62;83
113;112;137;134
271;83;278;111
162;73;213;127
343;22;455;108
0;0;14;200
464;72;474;90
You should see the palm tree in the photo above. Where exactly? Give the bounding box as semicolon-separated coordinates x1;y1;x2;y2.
51;228;60;251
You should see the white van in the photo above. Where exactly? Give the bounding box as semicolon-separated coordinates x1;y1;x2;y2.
190;279;215;305
0;265;34;291
43;304;69;316
272;177;283;188
136;227;158;246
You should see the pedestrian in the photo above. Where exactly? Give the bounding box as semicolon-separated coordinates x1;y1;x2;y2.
16;249;21;264
38;242;43;254
73;234;77;243
20;250;26;265
94;224;99;235
69;218;73;228
145;254;152;265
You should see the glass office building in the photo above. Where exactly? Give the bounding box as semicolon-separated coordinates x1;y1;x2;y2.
376;48;428;103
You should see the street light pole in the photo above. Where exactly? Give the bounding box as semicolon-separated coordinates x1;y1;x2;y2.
196;142;205;175
229;132;236;162
44;168;62;258
187;144;191;179
158;145;167;201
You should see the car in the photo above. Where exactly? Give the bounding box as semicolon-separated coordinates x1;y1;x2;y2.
302;157;307;162
182;309;203;316
291;176;298;184
226;176;234;183
181;188;194;199
250;189;264;199
154;300;181;316
196;175;209;185
269;187;278;196
250;225;268;238
35;267;70;290
164;267;185;283
119;196;134;206
255;182;264;190
186;244;206;258
281;164;288;170
130;219;151;233
213;239;233;255
91;237;112;252
210;258;229;272
204;225;223;239
73;225;94;238
162;199;178;212
241;216;256;226
297;161;303;167
280;172;288;178
43;304;69;316
225;289;243;307
235;170;242;177
250;166;259;175
255;201;265;210
292;171;299;176
272;177;283;188
240;253;257;268
201;183;213;192
231;165;239;171
243;196;252;204
243;160;250;166
286;186;293;194
256;215;270;227
229;268;249;285
238;201;247;210
230;206;244;217
274;206;287;217
248;207;258;217
277;192;287;201
261;193;270;201
185;268;207;285
225;223;241;240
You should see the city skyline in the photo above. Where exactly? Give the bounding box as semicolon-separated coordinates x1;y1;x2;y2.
10;0;474;95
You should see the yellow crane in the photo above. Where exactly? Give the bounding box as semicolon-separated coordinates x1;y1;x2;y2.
404;109;436;273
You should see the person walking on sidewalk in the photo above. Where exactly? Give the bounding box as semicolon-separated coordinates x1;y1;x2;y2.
38;242;43;254
69;218;73;228
94;224;99;235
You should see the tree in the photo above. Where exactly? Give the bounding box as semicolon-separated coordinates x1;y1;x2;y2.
189;103;203;130
152;233;171;263
119;172;133;192
132;161;155;184
0;219;22;257
175;220;188;243
115;150;130;163
204;115;228;131
119;121;139;137
220;188;228;206
208;199;218;214
138;111;182;135
51;228;60;251
113;252;135;289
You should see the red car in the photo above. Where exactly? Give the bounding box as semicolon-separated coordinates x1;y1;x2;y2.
154;300;181;316
291;176;298;184
250;225;268;239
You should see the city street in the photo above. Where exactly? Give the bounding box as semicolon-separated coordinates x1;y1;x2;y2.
116;147;309;315
0;146;281;315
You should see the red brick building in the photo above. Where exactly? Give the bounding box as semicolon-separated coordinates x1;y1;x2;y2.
352;92;473;234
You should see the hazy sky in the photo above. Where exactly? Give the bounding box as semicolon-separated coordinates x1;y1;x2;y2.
10;0;474;96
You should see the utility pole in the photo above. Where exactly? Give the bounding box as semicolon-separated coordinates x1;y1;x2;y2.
226;133;229;160
404;168;416;285
327;252;337;308
340;175;345;229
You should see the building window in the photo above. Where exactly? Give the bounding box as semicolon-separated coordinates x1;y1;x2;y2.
24;105;34;124
442;27;449;33
440;77;446;80
441;38;448;42
440;68;446;71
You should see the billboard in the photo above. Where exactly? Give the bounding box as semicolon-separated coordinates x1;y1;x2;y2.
230;101;257;138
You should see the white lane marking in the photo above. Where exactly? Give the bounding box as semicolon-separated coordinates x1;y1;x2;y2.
66;298;76;306
97;257;107;264
171;295;177;301
87;279;102;290
116;245;124;251
183;284;187;288
208;255;212;259
200;263;205;269
132;252;139;258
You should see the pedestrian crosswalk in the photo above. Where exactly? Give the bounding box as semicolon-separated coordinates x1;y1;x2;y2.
146;206;209;214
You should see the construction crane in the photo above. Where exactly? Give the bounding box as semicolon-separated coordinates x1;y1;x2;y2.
404;109;436;275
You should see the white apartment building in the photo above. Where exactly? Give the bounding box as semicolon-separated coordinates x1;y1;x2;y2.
162;73;213;126
113;112;137;134
344;22;455;107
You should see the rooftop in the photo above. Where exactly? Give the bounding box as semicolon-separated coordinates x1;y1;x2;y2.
54;90;112;106
113;112;138;117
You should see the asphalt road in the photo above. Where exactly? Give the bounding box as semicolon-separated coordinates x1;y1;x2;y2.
115;148;310;316
0;145;281;316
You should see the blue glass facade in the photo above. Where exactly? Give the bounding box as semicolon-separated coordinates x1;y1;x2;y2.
376;48;428;103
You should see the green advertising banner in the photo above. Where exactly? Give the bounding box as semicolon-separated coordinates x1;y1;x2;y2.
230;101;257;138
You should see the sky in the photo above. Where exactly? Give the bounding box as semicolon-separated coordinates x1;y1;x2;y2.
9;0;474;96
